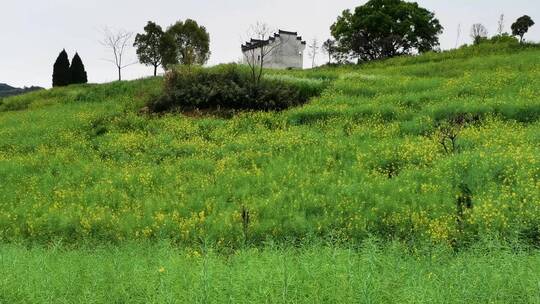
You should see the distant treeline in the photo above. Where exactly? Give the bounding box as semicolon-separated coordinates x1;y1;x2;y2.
0;83;43;98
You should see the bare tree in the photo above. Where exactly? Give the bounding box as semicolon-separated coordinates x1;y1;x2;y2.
308;38;319;68
242;22;290;85
470;23;488;44
497;14;505;35
100;27;136;81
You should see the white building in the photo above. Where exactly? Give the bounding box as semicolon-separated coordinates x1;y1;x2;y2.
242;30;306;69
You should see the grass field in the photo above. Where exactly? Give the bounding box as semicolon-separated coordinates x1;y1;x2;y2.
1;42;540;302
2;241;540;303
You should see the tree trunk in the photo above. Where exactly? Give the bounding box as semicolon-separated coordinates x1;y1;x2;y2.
118;67;122;81
154;65;158;77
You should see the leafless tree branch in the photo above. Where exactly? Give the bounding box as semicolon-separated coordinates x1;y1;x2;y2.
100;27;135;81
241;22;292;85
308;38;319;68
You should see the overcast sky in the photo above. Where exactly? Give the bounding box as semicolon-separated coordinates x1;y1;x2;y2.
1;0;539;88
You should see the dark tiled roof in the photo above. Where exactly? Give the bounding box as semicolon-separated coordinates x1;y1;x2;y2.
278;30;297;35
241;29;306;51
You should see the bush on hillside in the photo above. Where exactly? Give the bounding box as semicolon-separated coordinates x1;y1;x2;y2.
148;64;325;113
474;34;520;46
488;34;520;44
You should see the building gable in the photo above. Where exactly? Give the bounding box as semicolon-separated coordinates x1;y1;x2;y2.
242;30;306;69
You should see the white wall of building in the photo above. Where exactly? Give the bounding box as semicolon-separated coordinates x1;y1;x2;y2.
242;32;306;69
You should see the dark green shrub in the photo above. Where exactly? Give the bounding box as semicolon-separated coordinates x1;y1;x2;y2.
488;34;520;45
495;103;540;123
149;64;325;113
471;34;520;47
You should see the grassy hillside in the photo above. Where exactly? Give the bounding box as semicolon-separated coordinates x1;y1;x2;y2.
1;43;539;247
1;43;540;302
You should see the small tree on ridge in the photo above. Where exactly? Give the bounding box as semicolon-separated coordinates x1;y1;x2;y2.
242;22;284;85
69;53;88;84
163;19;210;67
512;15;535;43
330;0;443;62
308;38;319;68
52;49;71;87
100;27;136;81
470;23;488;44
322;39;336;64
134;21;165;76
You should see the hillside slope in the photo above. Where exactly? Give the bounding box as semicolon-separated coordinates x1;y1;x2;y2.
0;44;539;247
0;83;43;98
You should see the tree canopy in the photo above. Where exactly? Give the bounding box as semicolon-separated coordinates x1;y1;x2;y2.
69;53;88;84
330;0;443;62
511;15;535;43
321;39;336;64
163;19;211;67
52;49;71;87
134;21;165;76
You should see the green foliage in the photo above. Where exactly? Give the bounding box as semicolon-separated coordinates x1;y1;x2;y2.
52;49;70;87
321;39;337;64
134;21;165;76
69;53;88;84
149;64;325;112
4;38;540;303
488;33;520;45
163;19;211;67
511;15;535;43
330;0;443;62
1;241;540;303
0;43;539;248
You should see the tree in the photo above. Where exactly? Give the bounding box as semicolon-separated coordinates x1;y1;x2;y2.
100;27;136;81
470;23;488;44
308;38;319;68
330;0;443;63
52;49;71;87
134;21;165;76
242;22;286;85
158;33;178;70
321;39;336;64
512;15;535;43
163;19;210;67
69;53;88;84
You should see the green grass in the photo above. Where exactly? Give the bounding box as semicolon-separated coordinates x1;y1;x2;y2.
2;241;540;303
1;44;539;246
1;43;540;302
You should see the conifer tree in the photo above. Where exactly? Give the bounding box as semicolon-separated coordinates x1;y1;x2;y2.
52;49;71;87
69;53;88;84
